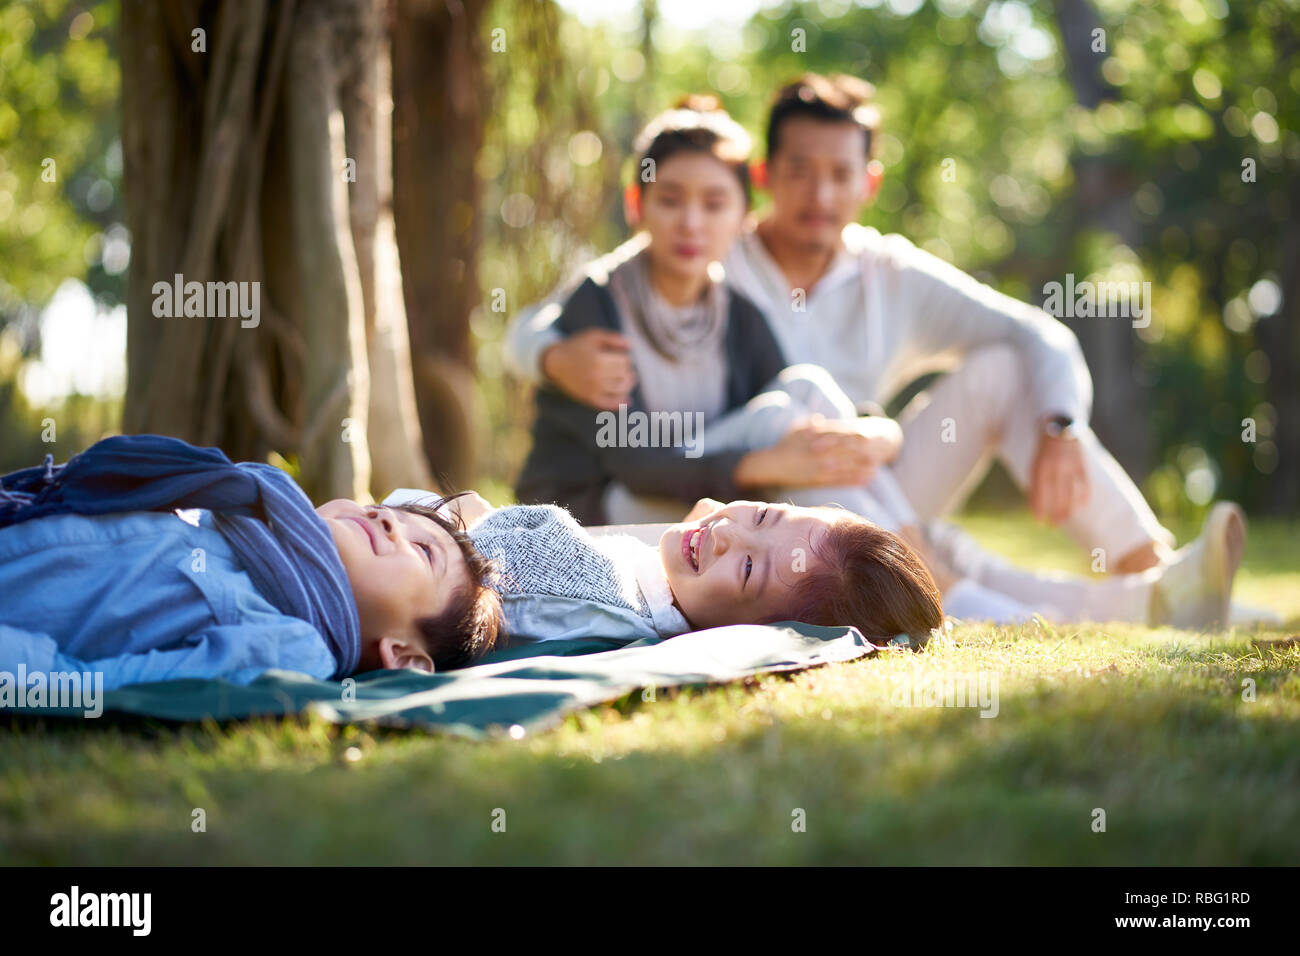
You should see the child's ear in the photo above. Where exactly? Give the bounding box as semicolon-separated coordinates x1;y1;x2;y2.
377;635;435;674
865;159;884;202
623;183;642;226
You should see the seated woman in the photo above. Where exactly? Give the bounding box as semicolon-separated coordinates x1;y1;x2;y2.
515;93;897;525
0;434;502;690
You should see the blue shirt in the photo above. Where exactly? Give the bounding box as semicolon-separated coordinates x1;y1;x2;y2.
0;509;339;689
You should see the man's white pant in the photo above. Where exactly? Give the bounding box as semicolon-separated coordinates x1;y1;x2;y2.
601;356;1168;624
889;344;1174;561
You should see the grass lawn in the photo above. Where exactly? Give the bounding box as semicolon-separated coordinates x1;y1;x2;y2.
2;510;1297;865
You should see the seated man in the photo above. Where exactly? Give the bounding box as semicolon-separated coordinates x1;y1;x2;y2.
505;72;1176;591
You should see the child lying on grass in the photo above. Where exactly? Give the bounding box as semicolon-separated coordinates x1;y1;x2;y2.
0;435;944;692
406;486;1248;640
439;491;945;649
0;434;502;690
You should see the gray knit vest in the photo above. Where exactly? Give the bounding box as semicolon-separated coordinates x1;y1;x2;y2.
468;504;653;623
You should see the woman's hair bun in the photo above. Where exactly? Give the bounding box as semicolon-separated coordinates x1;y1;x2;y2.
672;92;723;113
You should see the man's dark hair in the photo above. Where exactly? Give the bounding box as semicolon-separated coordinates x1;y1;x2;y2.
393;493;503;670
766;73;881;161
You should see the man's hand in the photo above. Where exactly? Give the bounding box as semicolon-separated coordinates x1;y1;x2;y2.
541;329;636;410
733;416;880;489
1029;432;1090;525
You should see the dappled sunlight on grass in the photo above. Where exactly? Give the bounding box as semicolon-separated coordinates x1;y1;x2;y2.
1;511;1297;864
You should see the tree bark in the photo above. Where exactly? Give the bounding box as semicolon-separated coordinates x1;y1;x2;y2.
1052;0;1151;481
391;0;488;489
120;0;432;502
340;6;434;494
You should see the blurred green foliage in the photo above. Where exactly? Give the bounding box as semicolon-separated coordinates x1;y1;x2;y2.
0;0;122;471
0;0;122;312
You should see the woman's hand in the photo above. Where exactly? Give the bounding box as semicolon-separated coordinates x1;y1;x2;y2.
850;414;904;465
733;416;880;489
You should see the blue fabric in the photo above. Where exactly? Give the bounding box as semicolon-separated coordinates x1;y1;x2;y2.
0;509;339;689
0;435;360;677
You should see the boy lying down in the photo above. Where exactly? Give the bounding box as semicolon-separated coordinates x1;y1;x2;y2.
0;435;943;692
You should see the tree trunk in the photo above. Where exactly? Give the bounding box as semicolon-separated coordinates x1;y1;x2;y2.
391;0;488;489
339;1;434;494
120;0;432;502
1052;0;1151;482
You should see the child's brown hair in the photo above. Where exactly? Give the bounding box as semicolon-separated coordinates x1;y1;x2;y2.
779;515;943;646
393;495;504;669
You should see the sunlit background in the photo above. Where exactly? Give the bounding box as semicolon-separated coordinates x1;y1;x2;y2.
1;0;1295;518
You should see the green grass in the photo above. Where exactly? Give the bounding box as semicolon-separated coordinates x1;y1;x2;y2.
2;510;1298;865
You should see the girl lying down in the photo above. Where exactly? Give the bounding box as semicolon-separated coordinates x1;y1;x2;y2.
0;435;943;692
422;491;945;651
405;486;1246;648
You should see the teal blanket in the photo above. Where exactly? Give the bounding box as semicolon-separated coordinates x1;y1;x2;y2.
1;622;877;738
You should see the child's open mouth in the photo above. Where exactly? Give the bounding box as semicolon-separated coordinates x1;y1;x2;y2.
682;525;706;572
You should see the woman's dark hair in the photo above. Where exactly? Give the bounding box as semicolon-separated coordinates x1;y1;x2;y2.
392;493;503;670
634;93;753;206
779;514;943;647
766;73;880;161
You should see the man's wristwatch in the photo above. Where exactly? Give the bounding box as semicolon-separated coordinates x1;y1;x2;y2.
1043;414;1080;440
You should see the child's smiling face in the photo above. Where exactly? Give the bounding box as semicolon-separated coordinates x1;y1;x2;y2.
316;500;471;671
658;500;834;630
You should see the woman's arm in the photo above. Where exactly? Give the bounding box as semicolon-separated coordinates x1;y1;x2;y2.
536;391;751;502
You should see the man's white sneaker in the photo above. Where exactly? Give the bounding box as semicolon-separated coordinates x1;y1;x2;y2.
1148;502;1246;630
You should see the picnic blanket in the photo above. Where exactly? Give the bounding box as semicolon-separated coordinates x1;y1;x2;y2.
0;622;879;739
